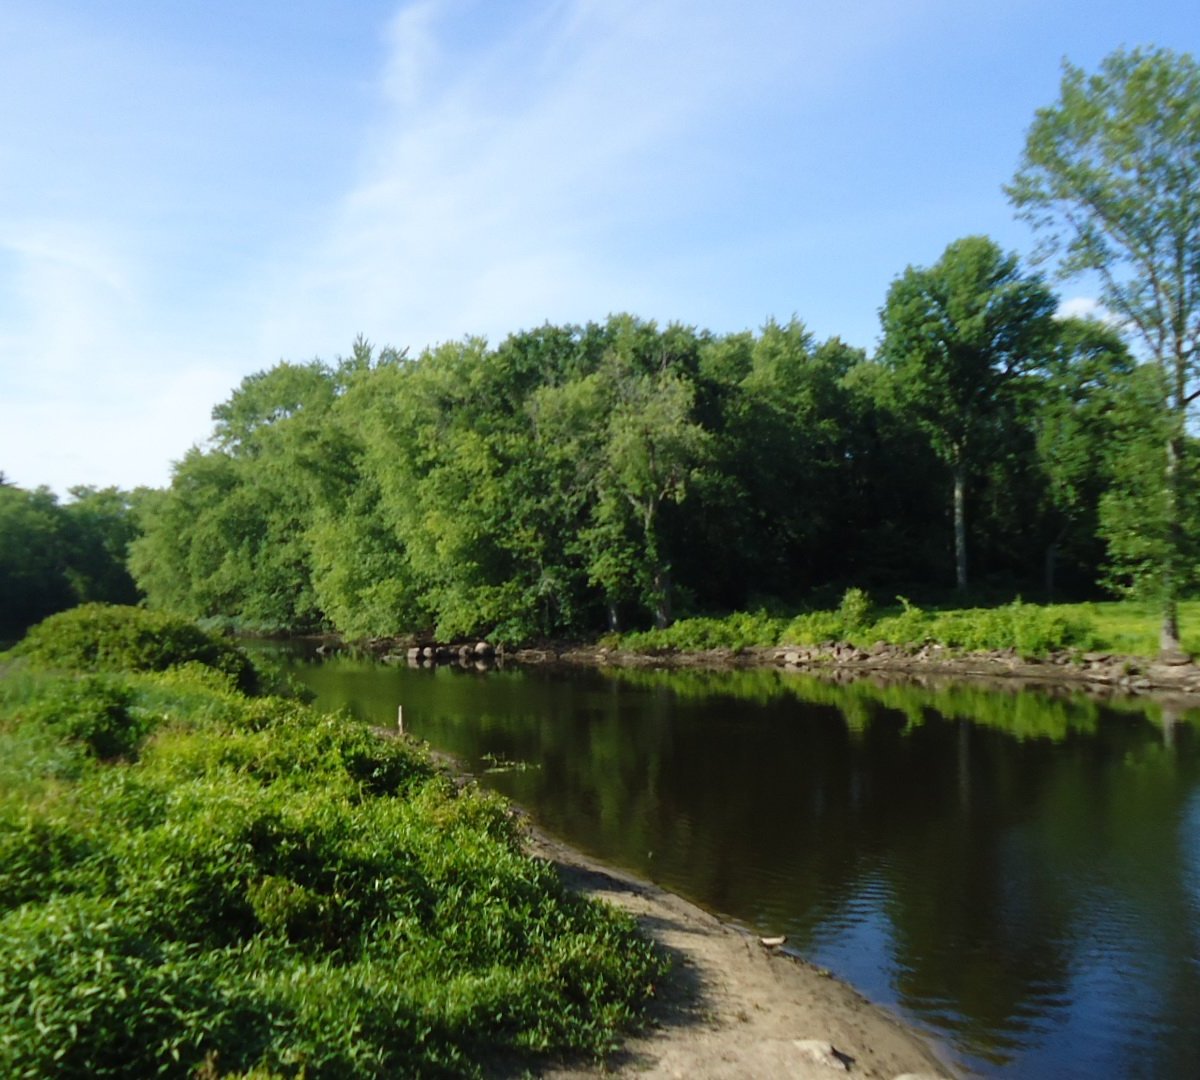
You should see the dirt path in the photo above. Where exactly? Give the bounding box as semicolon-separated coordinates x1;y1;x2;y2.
527;828;959;1080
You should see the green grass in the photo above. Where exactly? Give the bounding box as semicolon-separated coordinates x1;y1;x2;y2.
0;610;664;1078
612;593;1200;660
1085;600;1200;656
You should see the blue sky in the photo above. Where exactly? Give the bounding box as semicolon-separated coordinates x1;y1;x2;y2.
1;0;1195;494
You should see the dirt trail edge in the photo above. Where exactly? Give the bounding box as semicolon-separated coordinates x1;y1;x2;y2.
525;826;959;1080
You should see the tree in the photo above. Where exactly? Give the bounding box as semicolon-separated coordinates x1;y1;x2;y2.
1008;46;1200;654
879;236;1058;591
1033;318;1136;598
61;486;141;606
0;485;74;639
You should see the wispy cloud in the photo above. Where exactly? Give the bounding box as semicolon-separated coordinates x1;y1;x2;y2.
258;0;923;356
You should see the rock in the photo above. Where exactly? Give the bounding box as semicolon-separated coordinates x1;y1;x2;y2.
474;641;495;658
893;1074;953;1080
783;651;802;666
791;1040;850;1070
760;935;787;947
458;645;474;661
421;646;435;660
406;647;422;661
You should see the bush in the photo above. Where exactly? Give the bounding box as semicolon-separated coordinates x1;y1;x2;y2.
836;587;873;630
0;652;664;1075
8;603;260;693
620;611;786;652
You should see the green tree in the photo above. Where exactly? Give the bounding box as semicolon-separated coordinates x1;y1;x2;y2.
1008;46;1200;654
130;357;356;631
1034;318;1137;597
0;484;142;641
60;486;141;606
591;321;710;628
879;236;1058;592
0;485;74;639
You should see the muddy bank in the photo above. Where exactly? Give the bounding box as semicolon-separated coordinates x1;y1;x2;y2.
522;823;957;1080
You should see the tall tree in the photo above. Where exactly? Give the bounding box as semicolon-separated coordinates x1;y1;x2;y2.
1033;318;1136;598
1008;46;1200;655
879;236;1058;592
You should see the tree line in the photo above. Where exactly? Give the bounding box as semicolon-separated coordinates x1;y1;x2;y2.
0;479;140;641
122;283;1171;644
3;46;1196;649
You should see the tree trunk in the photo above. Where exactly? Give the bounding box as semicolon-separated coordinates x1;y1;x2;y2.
652;566;672;629
953;457;968;593
1161;424;1184;656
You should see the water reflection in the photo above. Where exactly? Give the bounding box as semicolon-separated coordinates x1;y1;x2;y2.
281;652;1200;1078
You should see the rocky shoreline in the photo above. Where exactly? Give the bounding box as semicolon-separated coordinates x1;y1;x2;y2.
373;636;1200;705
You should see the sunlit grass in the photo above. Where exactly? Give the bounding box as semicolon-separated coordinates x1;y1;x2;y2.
614;595;1200;659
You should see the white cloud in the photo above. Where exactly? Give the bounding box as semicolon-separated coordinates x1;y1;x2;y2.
1055;296;1120;326
0;221;245;492
257;0;923;357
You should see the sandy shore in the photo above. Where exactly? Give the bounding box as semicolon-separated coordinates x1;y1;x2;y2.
523;826;959;1080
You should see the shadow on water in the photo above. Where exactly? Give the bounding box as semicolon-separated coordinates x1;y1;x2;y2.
274;646;1200;1079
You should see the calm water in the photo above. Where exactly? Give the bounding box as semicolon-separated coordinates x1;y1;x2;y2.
281;651;1200;1078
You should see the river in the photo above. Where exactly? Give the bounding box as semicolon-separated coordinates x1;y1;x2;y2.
279;649;1200;1078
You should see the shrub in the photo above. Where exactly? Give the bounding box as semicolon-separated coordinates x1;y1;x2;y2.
9;603;260;693
837;587;873;630
0;654;664;1075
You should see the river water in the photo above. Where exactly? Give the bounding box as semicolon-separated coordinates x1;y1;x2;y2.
280;651;1200;1078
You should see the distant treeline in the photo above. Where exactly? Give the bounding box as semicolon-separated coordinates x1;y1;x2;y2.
117;238;1189;641
3;237;1191;645
0;482;140;641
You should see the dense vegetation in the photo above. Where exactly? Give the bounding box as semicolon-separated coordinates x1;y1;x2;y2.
117;297;1184;646
0;482;140;642
612;593;1200;660
0;606;663;1077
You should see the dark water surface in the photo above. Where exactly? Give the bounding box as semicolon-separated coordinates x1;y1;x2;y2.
281;651;1200;1078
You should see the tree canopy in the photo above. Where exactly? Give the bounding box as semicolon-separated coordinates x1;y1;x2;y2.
1009;46;1200;653
879;236;1059;591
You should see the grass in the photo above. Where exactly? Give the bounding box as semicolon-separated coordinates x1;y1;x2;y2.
0;607;664;1078
612;593;1200;661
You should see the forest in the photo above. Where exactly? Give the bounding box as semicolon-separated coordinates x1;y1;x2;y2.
0;272;1182;646
2;47;1197;650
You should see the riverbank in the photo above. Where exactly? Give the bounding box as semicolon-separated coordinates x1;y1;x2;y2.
500;640;1200;704
518;821;957;1080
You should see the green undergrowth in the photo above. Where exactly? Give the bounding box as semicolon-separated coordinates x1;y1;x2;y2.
0;609;663;1077
614;592;1200;660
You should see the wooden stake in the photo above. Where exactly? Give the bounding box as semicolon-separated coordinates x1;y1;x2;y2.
397;705;404;735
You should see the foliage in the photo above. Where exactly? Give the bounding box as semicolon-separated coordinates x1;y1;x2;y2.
1009;45;1200;649
7;603;261;694
619;611;788;653
126;250;1197;645
878;236;1059;591
612;595;1098;659
0;622;664;1077
0;484;140;642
